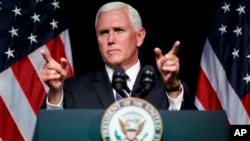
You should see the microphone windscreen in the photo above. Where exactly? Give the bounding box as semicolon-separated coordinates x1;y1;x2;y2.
113;67;125;77
112;67;126;91
141;65;156;91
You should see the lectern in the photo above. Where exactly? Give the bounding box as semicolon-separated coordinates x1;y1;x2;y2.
32;110;229;141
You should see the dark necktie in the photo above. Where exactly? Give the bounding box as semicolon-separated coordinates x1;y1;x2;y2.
115;74;130;101
115;89;130;101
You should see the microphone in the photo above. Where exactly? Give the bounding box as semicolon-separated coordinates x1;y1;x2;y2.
112;67;130;98
135;65;156;98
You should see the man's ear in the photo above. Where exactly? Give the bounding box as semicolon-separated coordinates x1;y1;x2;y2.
136;27;146;47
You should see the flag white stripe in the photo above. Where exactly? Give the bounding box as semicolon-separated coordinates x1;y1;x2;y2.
60;29;74;71
194;96;205;110
0;68;36;141
200;38;250;124
29;46;49;93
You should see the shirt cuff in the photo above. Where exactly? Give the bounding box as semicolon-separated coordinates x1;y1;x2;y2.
46;93;64;110
166;84;184;110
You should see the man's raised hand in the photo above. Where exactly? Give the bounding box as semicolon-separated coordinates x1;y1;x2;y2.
154;40;180;86
41;49;69;90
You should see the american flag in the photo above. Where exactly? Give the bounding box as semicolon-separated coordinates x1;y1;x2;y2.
0;0;74;140
195;0;250;124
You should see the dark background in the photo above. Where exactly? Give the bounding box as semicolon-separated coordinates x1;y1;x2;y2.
60;0;219;98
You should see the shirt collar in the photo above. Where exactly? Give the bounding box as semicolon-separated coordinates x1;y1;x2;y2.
105;60;141;84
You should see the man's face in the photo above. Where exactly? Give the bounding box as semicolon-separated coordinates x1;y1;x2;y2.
96;8;145;69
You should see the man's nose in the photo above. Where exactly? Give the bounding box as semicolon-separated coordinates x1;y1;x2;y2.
108;32;115;43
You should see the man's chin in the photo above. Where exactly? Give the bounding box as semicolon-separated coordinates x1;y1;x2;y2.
106;61;123;68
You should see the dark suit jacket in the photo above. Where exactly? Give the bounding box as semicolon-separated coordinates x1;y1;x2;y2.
61;66;197;110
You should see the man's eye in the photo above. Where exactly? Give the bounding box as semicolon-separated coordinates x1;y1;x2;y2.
100;31;108;35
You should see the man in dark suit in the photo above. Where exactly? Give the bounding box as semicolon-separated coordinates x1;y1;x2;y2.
41;1;197;110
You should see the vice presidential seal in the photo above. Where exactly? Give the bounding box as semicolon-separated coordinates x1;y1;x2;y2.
100;97;163;141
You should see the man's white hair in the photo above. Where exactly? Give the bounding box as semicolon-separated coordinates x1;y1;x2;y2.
95;1;142;31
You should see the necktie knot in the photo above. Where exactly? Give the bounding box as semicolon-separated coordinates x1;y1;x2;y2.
125;73;129;80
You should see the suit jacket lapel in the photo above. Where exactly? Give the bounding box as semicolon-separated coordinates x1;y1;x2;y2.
93;68;115;108
131;66;143;97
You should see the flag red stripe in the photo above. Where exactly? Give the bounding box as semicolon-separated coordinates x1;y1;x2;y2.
11;57;46;115
46;36;74;78
0;97;24;141
196;67;223;110
241;92;250;117
0;68;37;141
